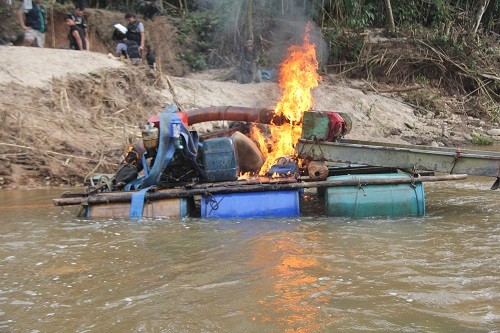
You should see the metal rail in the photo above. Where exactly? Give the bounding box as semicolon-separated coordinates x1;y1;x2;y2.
297;139;500;178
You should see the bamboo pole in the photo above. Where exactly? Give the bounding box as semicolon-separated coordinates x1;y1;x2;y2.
50;3;55;48
52;174;468;206
164;75;184;112
472;0;490;37
384;0;396;33
247;0;254;41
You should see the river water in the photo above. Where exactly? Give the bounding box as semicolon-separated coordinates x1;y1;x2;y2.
0;176;499;332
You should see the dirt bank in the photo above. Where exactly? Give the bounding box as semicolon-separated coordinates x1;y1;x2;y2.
0;46;498;189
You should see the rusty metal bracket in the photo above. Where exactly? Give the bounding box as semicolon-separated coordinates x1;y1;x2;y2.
450;148;462;174
296;137;326;161
356;183;367;196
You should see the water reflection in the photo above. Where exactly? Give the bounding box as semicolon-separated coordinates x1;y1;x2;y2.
250;230;335;332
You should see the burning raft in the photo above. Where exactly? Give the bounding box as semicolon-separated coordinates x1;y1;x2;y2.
52;105;465;219
52;24;466;219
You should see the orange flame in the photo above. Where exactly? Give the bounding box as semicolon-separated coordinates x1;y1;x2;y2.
238;172;251;180
253;23;320;175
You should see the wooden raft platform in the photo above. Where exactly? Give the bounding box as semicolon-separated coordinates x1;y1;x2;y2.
53;174;467;207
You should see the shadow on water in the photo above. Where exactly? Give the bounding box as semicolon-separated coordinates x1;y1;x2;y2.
0;178;498;332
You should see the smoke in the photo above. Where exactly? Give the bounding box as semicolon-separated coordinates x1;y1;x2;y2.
191;0;329;68
266;20;329;70
192;0;226;10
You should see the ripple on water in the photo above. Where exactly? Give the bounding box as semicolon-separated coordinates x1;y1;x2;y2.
0;186;498;332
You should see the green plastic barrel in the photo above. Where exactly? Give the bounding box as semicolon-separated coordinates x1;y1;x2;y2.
325;173;425;218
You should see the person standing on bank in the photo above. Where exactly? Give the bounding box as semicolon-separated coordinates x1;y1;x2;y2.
73;3;89;50
239;39;260;84
124;13;145;57
140;0;161;21
65;14;86;51
17;0;47;47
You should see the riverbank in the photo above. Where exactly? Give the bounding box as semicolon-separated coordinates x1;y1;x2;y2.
0;46;499;189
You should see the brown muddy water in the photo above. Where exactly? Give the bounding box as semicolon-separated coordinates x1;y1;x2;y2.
0;176;498;332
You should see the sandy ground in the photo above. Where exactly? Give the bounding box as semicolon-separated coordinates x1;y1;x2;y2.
0;47;124;88
0;46;497;188
0;46;433;144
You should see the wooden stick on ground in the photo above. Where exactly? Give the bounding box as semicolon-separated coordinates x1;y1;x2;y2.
348;83;424;93
164;75;185;112
0;142;101;161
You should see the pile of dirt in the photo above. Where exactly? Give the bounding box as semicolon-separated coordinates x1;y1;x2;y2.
0;46;169;188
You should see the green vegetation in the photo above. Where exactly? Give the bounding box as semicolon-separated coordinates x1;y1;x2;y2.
175;11;223;69
471;134;494;145
0;1;22;41
355;99;378;119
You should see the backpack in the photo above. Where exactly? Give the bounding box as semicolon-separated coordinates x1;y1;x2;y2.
25;3;46;32
122;39;140;59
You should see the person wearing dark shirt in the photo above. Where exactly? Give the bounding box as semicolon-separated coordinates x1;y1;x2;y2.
239;39;259;84
73;3;89;50
139;0;161;21
124;13;145;56
114;31;141;63
17;0;47;47
65;14;86;51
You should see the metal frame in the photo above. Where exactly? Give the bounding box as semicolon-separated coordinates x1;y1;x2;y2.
297;139;500;178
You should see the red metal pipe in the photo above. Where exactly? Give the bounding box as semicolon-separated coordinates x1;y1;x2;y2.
186;106;287;125
186;106;352;139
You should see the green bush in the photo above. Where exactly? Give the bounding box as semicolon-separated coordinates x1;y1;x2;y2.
471;134;494;146
175;10;222;70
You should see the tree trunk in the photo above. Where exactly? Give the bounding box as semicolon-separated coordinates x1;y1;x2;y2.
126;0;133;11
247;0;254;41
384;0;396;32
472;0;490;36
50;5;55;48
179;0;188;14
